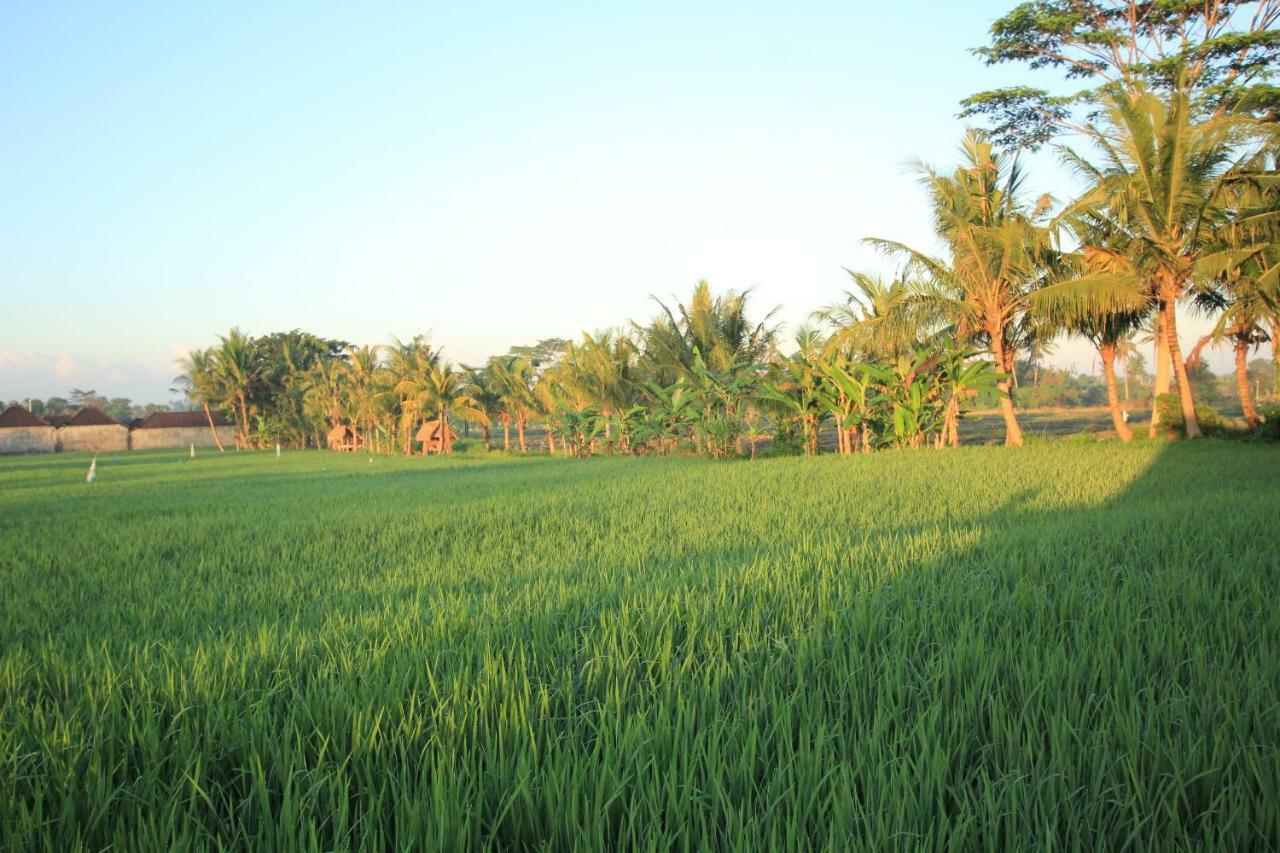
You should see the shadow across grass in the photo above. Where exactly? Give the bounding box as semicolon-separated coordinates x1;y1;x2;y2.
0;442;1277;848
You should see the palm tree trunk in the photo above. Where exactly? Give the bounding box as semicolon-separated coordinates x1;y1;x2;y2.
1160;294;1202;438
202;402;226;451
1100;344;1132;442
440;407;452;454
517;418;527;453
502;420;510;452
1235;336;1260;429
944;397;960;448
483;424;491;451
1271;320;1280;398
1149;308;1172;438
235;391;251;447
989;328;1024;446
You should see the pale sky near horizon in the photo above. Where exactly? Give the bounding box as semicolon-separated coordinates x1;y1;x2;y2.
0;1;1234;403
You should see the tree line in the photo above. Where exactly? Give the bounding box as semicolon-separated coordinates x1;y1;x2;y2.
6;390;171;425
175;1;1278;454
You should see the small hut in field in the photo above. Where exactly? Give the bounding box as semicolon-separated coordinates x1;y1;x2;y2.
415;418;456;454
327;424;364;452
55;407;129;452
0;405;56;454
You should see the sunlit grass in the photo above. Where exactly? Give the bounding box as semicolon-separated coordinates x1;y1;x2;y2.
1;443;1278;848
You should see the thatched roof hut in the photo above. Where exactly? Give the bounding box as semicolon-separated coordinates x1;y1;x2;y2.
327;424;362;452
415;418;456;454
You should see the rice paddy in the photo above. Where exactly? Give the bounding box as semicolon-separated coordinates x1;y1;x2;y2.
1;442;1278;849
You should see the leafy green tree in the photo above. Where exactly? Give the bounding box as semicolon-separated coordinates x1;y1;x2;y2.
69;389;108;411
506;338;570;371
104;398;133;423
962;0;1280;149
43;397;71;416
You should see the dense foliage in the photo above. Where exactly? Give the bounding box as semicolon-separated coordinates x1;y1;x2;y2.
169;56;1278;454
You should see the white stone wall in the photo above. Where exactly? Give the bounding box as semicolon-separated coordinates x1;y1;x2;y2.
0;426;57;454
129;425;237;450
57;424;130;453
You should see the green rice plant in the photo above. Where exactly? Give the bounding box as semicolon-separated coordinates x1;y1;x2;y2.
0;443;1277;849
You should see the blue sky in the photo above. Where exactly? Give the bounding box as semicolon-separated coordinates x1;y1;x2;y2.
0;1;1221;402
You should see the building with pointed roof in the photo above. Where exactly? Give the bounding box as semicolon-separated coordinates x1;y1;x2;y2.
0;405;57;454
129;410;236;450
55;407;130;453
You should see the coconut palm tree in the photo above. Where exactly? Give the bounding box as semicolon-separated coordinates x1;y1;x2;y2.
490;355;540;452
1052;80;1266;437
641;280;781;380
302;356;348;442
175;347;227;451
1196;151;1280;427
385;336;439;454
464;364;503;451
868;130;1058;446
812;271;922;360
1114;333;1141;401
212;328;259;447
570;331;641;450
342;345;384;451
1034;214;1157;442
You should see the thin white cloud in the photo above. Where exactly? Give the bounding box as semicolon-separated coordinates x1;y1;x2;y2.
0;351;40;371
54;353;78;379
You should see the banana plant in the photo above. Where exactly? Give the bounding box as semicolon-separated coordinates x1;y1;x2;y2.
931;336;1004;448
688;352;763;458
814;357;877;454
762;357;826;455
642;377;701;455
866;349;946;450
550;404;606;457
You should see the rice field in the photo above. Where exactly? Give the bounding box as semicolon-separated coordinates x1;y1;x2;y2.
1;442;1278;849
